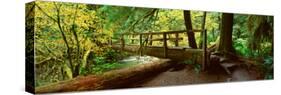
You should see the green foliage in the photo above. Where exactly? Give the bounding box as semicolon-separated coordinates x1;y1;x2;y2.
94;57;106;65
247;15;273;51
31;1;274;87
77;49;133;75
263;56;273;79
182;59;201;74
79;67;88;75
33;1;116;86
232;15;273;59
91;62;120;74
78;49;131;75
233;38;250;56
103;49;120;62
90;57;133;74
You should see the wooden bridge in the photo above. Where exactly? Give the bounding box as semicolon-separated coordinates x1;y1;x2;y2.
111;29;208;70
35;29;209;93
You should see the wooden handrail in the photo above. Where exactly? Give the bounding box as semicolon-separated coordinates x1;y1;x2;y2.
121;29;203;35
126;38;183;41
147;38;183;41
112;29;206;47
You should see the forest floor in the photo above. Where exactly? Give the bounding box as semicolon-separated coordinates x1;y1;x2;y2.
36;59;263;93
131;64;230;87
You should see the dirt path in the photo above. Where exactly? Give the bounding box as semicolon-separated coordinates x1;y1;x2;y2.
131;65;230;87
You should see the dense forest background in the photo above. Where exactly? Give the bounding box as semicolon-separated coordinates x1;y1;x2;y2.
26;1;273;87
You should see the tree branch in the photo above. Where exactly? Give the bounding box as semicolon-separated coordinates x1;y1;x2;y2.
54;3;75;77
70;4;80;58
25;3;35;18
128;9;157;33
35;3;57;22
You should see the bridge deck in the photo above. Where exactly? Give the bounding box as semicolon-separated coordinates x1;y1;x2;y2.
111;44;203;63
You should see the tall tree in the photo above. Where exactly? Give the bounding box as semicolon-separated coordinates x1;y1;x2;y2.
199;12;207;48
184;10;197;48
217;13;235;53
247;16;273;54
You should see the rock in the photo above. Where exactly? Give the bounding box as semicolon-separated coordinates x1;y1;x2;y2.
220;62;237;74
231;68;252;81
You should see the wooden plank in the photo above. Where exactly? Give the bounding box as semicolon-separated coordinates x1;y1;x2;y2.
122;30;203;35
199;12;207;48
163;32;168;58
190;29;204;32
202;29;207;71
122;30;185;35
108;38;112;45
128;38;139;40
131;35;136;44
147;38;160;41
175;33;179;47
125;36;139;44
148;38;183;41
149;34;153;45
121;34;125;51
139;34;143;56
111;44;203;61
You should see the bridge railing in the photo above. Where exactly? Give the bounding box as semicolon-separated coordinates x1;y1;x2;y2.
112;30;206;54
115;30;204;47
111;29;207;70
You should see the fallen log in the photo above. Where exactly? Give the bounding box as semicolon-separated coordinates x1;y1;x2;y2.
35;59;172;93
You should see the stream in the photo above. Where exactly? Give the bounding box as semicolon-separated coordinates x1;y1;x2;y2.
119;55;160;64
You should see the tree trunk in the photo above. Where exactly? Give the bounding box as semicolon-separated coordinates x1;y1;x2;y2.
217;13;235;53
184;10;197;48
54;4;77;78
199;12;207;48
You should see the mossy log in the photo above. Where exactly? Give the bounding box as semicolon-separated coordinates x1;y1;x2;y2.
35;59;171;93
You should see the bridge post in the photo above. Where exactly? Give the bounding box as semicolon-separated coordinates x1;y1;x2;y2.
131;34;135;44
108;37;112;45
139;34;143;56
163;32;168;58
202;29;207;71
121;34;125;51
149;34;153;46
175;33;179;47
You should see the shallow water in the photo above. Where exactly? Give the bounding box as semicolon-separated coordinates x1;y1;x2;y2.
119;55;159;64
